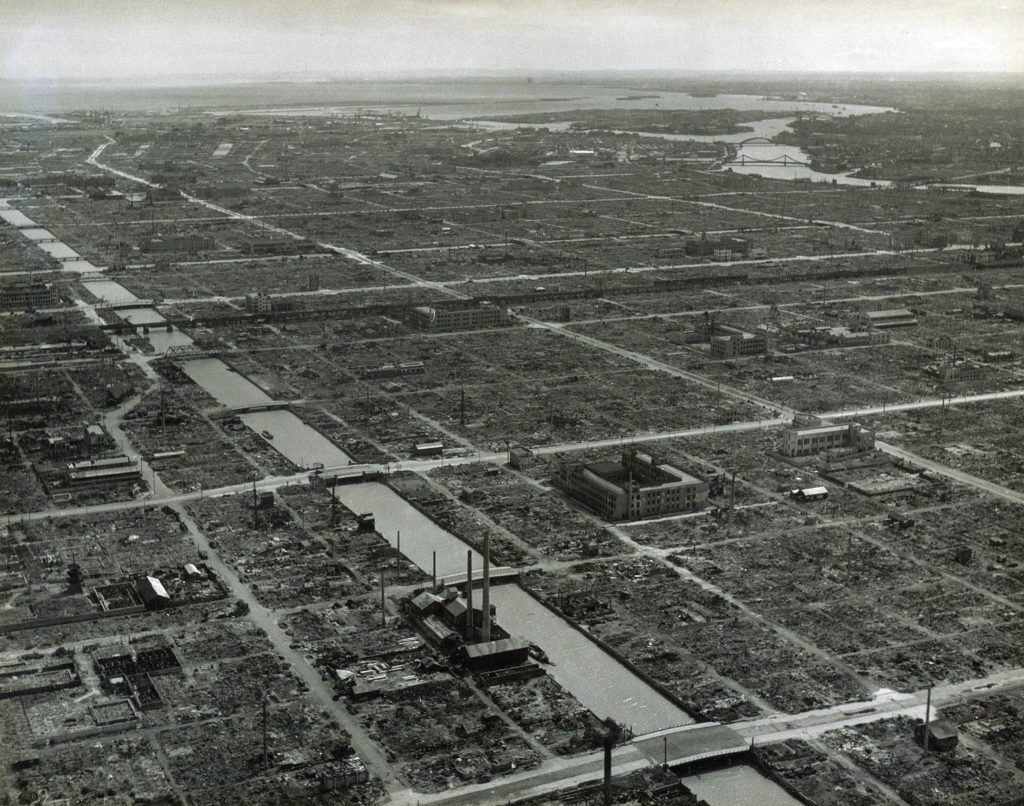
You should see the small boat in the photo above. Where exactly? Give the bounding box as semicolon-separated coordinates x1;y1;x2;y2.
261;430;274;440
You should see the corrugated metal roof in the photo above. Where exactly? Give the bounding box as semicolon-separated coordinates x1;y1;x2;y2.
142;576;169;599
462;637;528;659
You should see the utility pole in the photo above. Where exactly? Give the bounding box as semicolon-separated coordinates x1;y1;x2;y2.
379;565;386;627
262;690;269;769
396;531;401;580
465;550;473;642
729;471;737;519
252;480;259;529
432;551;437;590
602;719;620;806
924;685;933;752
481;534;491;643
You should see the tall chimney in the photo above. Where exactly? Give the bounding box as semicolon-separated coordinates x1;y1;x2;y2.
481;535;491;643
465;550;474;642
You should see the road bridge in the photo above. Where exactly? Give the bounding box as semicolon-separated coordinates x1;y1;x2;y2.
732;153;809;167
633;723;748;767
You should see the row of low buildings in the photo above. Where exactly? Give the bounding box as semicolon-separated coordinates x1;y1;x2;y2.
795;326;891;348
64;454;142;489
853;308;918;329
684;235;766;262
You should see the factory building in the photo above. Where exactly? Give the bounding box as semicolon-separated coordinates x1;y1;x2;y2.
457;638;530;672
449;204;525;225
854;309;918;329
780;422;875;457
65;455;142;489
244;238;305;256
554;450;708;521
362;361;425;379
408;303;509;332
137;576;171;609
140;235;215;254
800;326;891;348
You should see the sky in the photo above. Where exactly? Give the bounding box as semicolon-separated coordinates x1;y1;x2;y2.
1;0;1022;81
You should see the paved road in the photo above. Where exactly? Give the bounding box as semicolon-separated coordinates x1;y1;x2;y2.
12;386;1021;523
87;139;157;186
820;388;1024;420
876;440;1024;505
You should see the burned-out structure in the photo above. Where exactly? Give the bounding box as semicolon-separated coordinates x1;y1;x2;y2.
553;450;709;520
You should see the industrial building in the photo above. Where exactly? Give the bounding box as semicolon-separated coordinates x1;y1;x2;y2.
854;309;918;329
408;303;509;331
457;638;530;672
780;422;875;457
554;450;708;520
64;455;142;489
140;235;215;254
137;576;171;609
800;326;891;348
363;361;425;379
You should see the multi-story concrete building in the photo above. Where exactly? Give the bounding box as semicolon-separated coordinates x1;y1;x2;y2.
554;450;708;521
925;360;986;382
408;303;508;331
0;281;60;311
245;292;273;315
780;422;875;457
710;329;768;358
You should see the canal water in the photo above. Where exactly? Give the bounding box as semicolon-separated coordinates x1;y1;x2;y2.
118;307;195;352
682;765;803;806
333;481;486;574
239;409;352;468
179;357;275;407
490;584;693;735
178;358;354;467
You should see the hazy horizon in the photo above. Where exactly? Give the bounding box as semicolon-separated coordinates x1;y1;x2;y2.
2;1;1022;82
